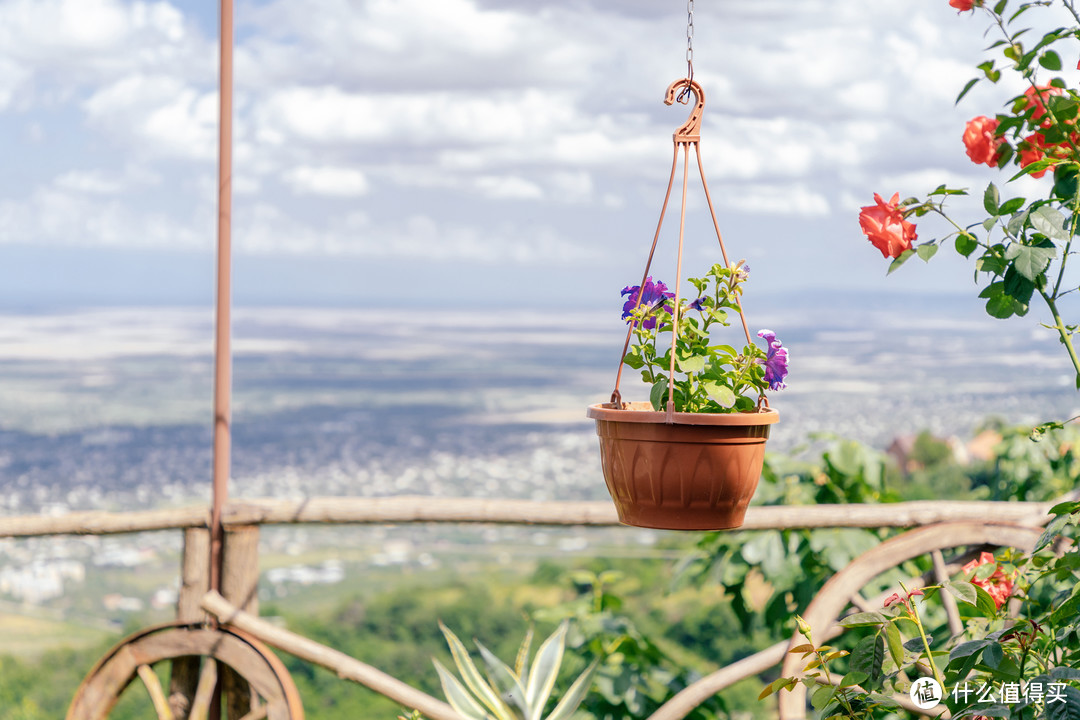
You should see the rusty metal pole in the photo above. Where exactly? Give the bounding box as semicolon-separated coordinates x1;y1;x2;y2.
210;0;234;600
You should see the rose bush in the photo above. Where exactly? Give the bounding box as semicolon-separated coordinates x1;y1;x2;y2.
858;0;1080;430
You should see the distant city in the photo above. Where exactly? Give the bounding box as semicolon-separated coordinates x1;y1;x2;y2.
1;295;1077;615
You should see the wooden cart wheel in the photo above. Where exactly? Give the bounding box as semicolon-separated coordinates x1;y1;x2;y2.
67;621;305;720
776;521;1044;720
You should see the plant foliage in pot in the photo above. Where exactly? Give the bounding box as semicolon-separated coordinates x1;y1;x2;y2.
587;78;788;531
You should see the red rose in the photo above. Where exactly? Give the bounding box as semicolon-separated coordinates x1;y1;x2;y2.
949;0;975;10
1024;84;1066;124
859;193;917;259
962;551;1015;609
963;116;1004;167
1019;133;1050;178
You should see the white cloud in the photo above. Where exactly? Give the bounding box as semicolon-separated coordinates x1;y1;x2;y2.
54;170;125;195
473;175;543;200
720;184;831;218
257;86;578;148
83;74;217;160
3;0;1077;300
0;186;208;249
0;0;204;105
232;202;598;264
283;166;371;197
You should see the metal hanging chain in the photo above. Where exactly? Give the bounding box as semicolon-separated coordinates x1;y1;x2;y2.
676;0;695;104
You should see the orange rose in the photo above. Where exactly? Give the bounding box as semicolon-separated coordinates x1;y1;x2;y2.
859;193;917;259
963;116;1004;167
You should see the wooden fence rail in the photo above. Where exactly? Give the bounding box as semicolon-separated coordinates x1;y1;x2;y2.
0;496;1057;538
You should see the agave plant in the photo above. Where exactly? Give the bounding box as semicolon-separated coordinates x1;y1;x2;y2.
433;619;599;720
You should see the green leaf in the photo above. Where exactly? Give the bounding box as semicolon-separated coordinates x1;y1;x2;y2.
650;378;668;411
972;584;1001;616
704;382;736;409
984;642;1004;668
810;684;836;711
839;670;869;688
1035;513;1071;553
945;581;979;606
978;281;1004;299
916;244;939;262
976;252;1007;275
838;612;889;628
986;292;1016;319
984;183;1001;215
887;249;916;275
849;634;886;689
884;622;905;667
758;677;796;700
1050;500;1080;515
1006;209;1030;236
948;637;991;662
957;77;980;104
1051;583;1080;625
1053;166;1079;202
524;621;567;720
953;233;977;257
1030;206;1069;240
1040;49;1063;70
1045;685;1080;720
1003;266;1035;304
998;196;1025;215
678;355;706;373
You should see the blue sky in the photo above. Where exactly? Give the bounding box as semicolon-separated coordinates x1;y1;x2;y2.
1;0;1076;310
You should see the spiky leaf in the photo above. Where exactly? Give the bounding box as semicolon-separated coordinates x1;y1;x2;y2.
545;659;600;720
525;622;568;720
439;621;514;719
434;659;493;720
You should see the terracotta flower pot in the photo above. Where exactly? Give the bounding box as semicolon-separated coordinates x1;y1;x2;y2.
586;402;779;530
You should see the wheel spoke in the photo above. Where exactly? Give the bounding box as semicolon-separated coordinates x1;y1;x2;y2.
932;549;964;636
137;664;175;720
189;658;219;720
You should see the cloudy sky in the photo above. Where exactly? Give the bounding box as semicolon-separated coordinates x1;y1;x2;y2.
0;0;1075;309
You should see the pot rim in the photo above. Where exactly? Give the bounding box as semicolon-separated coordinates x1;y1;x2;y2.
586;401;779;426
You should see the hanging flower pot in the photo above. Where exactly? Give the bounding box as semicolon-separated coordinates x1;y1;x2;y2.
587;78;788;531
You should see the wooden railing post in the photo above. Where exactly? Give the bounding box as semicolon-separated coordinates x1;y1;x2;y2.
169;527;211;719
221;525;261;718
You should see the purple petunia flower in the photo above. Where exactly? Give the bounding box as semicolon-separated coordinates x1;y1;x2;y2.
621;277;675;330
687;297;706;312
757;329;789;391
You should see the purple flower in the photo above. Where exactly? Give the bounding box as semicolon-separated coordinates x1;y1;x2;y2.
734;263;750;282
687;297;706;312
621;277;675;330
757;329;789;390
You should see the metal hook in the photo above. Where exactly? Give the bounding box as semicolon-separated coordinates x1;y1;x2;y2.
664;78;704;144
